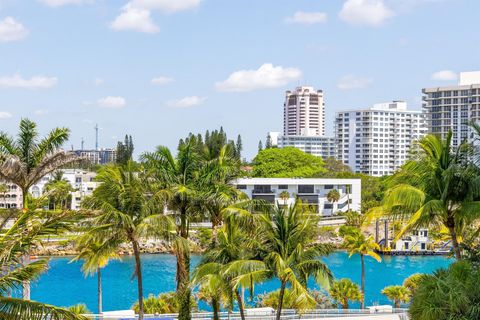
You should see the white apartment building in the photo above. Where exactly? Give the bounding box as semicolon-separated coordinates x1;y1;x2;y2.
235;178;361;216
284;86;325;136
0;181;22;209
335;101;427;177
423;71;480;148
268;132;336;159
30;169;98;210
74;148;117;165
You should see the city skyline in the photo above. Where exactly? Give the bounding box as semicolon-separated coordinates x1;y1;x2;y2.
0;0;478;159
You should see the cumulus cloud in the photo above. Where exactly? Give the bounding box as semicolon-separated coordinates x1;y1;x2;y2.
151;76;174;85
285;11;328;25
0;17;29;42
167;96;206;108
0;74;58;89
110;5;159;33
215;63;302;92
337;74;373;90
431;70;457;81
97;96;126;108
0;111;12;119
39;0;94;7
129;0;201;14
34;109;49;116
339;0;394;27
93;78;104;86
110;0;201;33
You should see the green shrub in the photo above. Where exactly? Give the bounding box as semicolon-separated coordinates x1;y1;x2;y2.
132;292;197;314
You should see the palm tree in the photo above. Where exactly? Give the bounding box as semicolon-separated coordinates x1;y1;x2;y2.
379;132;480;260
193;220;268;320
327;189;340;204
82;162;175;320
329;279;363;309
279;191;290;206
340;227;381;309
257;202;333;320
141;141;202;320
381;285;410;308
193;267;228;320
0;119;79;299
71;234;120;314
403;273;423;297
0;209;86;319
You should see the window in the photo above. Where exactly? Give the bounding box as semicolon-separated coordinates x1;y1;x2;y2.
236;185;246;190
421;243;426;250
75;177;82;183
324;203;333;209
298;185;314;193
278;185;288;190
324;185;333;190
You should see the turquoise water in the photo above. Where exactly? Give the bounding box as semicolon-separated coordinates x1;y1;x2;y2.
31;252;452;313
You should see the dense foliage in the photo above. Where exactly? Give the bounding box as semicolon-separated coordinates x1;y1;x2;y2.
409;261;480;320
116;134;134;165
252;147;326;178
256;289;336;310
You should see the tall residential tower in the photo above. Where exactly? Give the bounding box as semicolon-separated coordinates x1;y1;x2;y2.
283;86;325;136
335;101;427;177
423;71;480;148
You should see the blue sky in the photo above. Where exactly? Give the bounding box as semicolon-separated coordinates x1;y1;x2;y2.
0;0;478;159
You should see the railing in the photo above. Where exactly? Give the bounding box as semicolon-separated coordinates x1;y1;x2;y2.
82;308;409;320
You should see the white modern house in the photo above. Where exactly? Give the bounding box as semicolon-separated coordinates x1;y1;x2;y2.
393;228;433;252
234;178;361;216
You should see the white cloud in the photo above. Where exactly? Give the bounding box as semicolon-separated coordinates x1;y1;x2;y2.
93;78;104;86
337;74;373;90
110;0;201;33
97;96;126;108
167;96;206;108
110;5;159;33
0;17;28;42
34;109;49;116
0;111;12;119
129;0;201;14
39;0;94;7
215;63;302;92
0;74;58;89
339;0;394;27
285;11;328;25
151;76;174;85
431;70;457;81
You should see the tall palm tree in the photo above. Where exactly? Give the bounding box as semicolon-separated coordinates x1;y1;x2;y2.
379;132;480;260
71;234;120;314
0;209;86;319
381;285;410;308
141;141;202;320
0;119;78;299
403;273;423;297
340;227;381;309
279;191;290;206
82;162;175;320
257;202;333;320
326;189;340;204
329;279;363;309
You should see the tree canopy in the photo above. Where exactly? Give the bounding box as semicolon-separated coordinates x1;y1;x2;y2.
252;147;326;178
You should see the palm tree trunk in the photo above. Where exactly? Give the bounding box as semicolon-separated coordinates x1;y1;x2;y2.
132;240;144;320
235;289;246;320
212;298;220;320
21;187;30;300
98;267;102;314
178;206;191;320
276;281;287;320
342;300;348;310
447;223;462;260
395;300;400;309
360;254;365;309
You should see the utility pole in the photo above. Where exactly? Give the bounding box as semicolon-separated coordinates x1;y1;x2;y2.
95;124;99;151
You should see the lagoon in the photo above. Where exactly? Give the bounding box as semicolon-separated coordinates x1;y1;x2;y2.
31;252;452;313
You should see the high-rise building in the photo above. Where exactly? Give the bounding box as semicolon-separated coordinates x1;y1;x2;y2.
74;148;117;165
268;132;336;159
0;181;22;209
284;86;325;136
423;71;480;148
335;101;427;177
